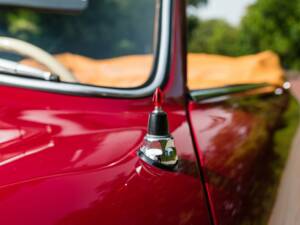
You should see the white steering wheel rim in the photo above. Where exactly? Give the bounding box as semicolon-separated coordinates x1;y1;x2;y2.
0;37;77;82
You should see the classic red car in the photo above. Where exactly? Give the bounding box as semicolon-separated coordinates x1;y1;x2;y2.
0;0;293;224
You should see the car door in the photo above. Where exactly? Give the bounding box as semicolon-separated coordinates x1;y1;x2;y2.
187;81;290;225
0;1;212;225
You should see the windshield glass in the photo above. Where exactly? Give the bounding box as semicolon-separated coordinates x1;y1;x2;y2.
0;0;159;88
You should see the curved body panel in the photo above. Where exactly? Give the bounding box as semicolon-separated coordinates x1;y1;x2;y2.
0;1;212;224
0;86;209;225
188;93;292;224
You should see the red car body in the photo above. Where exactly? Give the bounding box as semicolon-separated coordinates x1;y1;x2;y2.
0;1;291;225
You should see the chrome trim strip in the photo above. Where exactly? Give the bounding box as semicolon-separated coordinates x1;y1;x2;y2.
0;0;172;98
189;83;271;102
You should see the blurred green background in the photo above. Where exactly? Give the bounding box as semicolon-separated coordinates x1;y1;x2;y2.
188;0;300;70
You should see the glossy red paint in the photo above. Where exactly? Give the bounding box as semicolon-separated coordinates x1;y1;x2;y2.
0;1;211;225
188;94;288;225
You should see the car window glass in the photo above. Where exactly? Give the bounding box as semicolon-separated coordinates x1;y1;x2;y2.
0;0;159;88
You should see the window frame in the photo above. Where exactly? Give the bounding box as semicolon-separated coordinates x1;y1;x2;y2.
0;0;172;99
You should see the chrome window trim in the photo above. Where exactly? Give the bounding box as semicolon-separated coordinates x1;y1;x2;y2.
189;83;273;102
0;0;172;98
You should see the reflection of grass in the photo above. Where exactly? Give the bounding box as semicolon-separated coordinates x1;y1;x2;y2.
248;94;300;225
263;95;300;224
273;96;300;168
221;93;299;225
200;93;299;225
224;93;288;167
